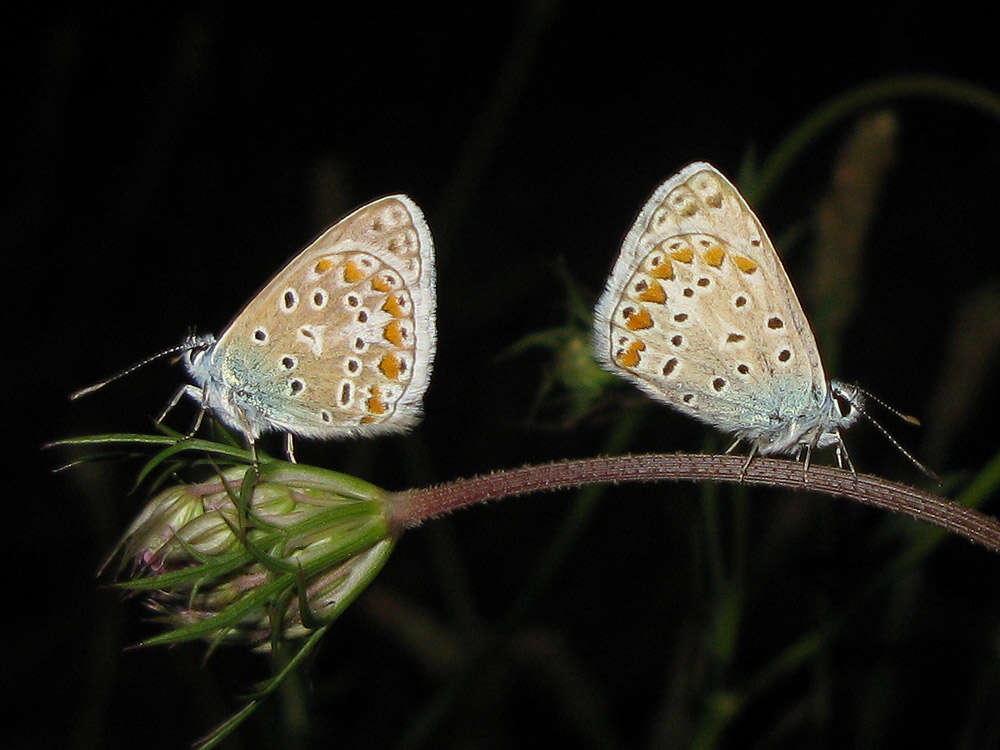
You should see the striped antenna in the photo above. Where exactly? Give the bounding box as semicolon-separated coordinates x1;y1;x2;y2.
839;384;939;483
854;384;922;426
70;339;206;401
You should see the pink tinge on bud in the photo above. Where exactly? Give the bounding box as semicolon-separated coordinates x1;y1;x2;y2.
139;549;166;575
112;463;393;646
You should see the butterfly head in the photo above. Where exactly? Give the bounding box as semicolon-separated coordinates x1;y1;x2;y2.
180;333;218;382
801;379;863;452
829;380;863;432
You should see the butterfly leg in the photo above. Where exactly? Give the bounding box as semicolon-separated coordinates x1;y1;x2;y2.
244;436;260;469
157;384;203;427
157;384;209;443
834;430;857;477
186;405;206;438
229;406;261;470
799;442;813;484
285;433;297;464
725;437;742;455
738;442;759;482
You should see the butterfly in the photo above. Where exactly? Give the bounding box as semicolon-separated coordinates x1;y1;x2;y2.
75;195;435;462
592;162;862;473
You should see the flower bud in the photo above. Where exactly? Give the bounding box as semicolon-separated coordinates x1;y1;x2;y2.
116;462;394;648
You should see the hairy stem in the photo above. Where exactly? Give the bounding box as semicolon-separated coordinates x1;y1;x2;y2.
387;454;1000;553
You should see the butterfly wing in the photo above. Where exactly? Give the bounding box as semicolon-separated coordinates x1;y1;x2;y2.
593;162;828;444
212;195;435;439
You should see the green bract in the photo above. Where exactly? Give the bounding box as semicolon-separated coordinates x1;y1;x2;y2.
115;461;394;648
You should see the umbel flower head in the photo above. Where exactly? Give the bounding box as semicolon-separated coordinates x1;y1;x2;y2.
113;458;394;649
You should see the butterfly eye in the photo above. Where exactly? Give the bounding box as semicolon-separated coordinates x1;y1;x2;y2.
835;393;853;418
187;346;209;366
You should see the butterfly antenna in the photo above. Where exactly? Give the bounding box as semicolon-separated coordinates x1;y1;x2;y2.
69;342;198;401
853;385;921;426
849;396;941;484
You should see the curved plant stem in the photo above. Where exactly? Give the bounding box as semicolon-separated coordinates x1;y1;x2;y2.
752;74;1000;207
388;454;1000;553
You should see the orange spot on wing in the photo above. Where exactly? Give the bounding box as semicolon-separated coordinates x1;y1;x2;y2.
371;275;393;293
670;247;693;263
379;354;402;380
366;386;388;415
381;295;405;317
616;340;645;368
383;320;404;346
625;307;653;331
703;245;725;267
344;261;365;283
638;280;666;303
315;258;334;273
649;259;674;280
733;255;758;274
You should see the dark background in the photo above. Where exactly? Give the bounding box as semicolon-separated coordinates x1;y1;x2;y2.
14;5;1000;749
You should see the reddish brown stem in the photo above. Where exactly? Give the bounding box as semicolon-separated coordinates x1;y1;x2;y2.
387;454;1000;553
